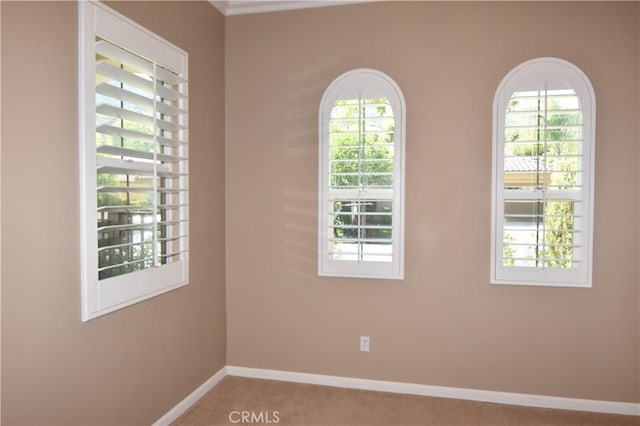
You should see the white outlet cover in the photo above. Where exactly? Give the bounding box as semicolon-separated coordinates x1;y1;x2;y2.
360;336;370;352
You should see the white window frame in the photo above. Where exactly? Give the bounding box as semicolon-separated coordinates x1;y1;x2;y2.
79;1;189;321
318;69;406;279
491;57;595;287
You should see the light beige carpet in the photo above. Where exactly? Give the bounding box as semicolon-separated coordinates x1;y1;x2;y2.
173;376;639;426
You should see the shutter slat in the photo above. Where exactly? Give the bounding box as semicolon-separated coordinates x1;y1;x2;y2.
95;40;187;86
97;124;152;142
96;61;153;96
503;191;583;200
158;235;185;243
330;172;394;177
98;219;187;232
96;40;153;77
505;214;583;219
157;203;188;210
504;242;581;249
98;205;153;213
97;186;188;195
157;219;189;227
330;116;395;122
504;154;583;160
97;144;183;163
96;61;185;101
159;249;188;259
329;131;394;136
505;139;583;145
331;211;393;217
157;83;185;101
329;238;392;244
506;108;582;115
155;66;187;85
505;125;583;130
99;240;152;252
504;225;580;232
98;222;154;232
503;257;581;264
96;83;153;111
504;185;584;190
98;204;184;212
96;83;186;117
97;104;153;126
97;124;185;147
96;157;181;178
97;104;186;132
330;158;393;163
98;185;152;194
331;225;393;231
98;258;153;273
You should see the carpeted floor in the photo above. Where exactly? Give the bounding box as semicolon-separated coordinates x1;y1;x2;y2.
173;376;639;426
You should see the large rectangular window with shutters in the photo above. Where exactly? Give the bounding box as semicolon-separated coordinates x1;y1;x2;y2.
79;1;189;320
319;69;405;279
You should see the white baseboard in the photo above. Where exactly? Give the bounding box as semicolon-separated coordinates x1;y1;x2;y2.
153;366;227;426
154;365;639;423
226;366;640;417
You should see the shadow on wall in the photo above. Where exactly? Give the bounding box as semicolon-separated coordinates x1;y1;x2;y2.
282;62;342;281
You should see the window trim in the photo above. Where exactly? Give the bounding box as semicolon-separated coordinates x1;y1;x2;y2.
318;69;406;280
490;57;595;287
79;0;189;321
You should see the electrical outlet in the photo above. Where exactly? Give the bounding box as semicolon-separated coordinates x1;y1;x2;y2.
360;336;370;352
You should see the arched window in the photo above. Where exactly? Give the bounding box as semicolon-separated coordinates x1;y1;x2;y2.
491;58;595;287
318;69;406;279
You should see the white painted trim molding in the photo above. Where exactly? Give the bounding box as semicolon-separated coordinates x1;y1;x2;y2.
153;366;227;426
226;366;640;417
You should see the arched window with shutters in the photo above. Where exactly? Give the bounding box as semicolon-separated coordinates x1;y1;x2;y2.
491;58;595;287
318;69;406;279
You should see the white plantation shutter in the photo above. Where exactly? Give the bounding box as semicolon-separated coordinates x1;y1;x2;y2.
319;69;406;279
80;1;189;320
491;58;595;287
327;98;394;261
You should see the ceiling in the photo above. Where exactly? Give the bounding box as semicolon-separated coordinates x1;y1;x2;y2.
209;0;376;16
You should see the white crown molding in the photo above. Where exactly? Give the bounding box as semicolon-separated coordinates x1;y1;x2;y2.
209;0;377;16
209;1;228;15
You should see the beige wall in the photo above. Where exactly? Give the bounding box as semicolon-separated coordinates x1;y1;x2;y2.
226;1;640;403
1;1;226;424
1;1;638;423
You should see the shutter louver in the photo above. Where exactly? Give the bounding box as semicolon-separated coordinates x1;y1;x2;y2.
95;37;188;281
